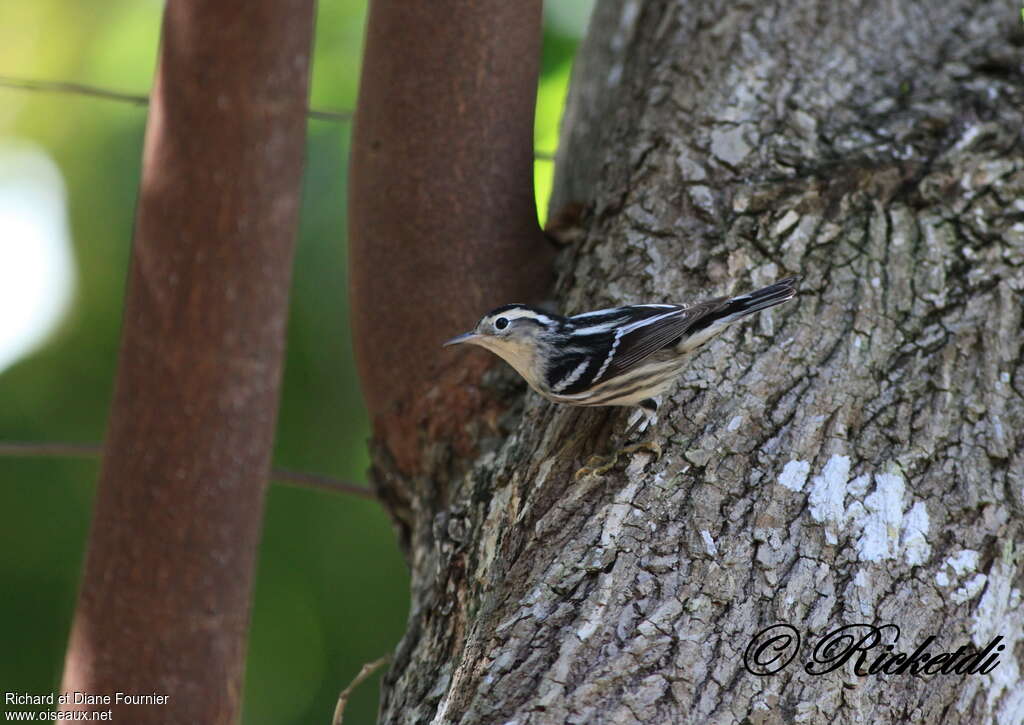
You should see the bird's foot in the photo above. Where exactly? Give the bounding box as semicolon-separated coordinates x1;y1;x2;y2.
573;401;663;480
574;453;620;480
620;440;662;460
573;441;661;480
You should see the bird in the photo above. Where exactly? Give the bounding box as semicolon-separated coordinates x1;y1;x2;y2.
443;277;799;433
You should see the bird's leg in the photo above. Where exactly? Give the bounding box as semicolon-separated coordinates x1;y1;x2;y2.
624;399;657;437
574;400;661;480
620;398;662;459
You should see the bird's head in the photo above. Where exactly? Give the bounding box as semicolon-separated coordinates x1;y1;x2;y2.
443;304;559;382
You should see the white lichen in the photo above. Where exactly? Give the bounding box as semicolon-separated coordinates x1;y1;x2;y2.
856;466;905;565
808;455;851;542
900;501;931;565
947;550;980;577
952;573;988;604
970;550;1024;725
700;530;718;556
856;470;905;562
778;459;811;491
794;458;930;564
848;474;871;497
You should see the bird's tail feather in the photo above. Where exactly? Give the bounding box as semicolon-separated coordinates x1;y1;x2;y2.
681;277;799;338
720;276;799;321
675;277;799;351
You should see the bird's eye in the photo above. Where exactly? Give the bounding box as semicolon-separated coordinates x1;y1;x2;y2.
494;317;509;330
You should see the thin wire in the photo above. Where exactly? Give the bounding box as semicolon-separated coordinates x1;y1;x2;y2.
0;440;377;501
0;74;352;122
0;74;556;160
271;467;376;501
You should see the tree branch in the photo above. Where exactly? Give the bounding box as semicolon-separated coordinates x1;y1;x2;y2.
331;654;391;725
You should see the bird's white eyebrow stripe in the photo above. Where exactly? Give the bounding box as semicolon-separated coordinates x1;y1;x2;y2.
551;358;590;392
497;309;555;325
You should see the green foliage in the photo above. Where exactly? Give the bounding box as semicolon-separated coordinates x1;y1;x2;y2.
536;27;577;226
0;2;579;722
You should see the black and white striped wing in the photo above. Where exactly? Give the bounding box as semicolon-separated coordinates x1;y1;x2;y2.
544;278;798;398
544;303;722;395
593;300;727;383
542;305;679;395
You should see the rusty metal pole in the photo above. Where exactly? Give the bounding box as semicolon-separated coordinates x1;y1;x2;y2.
349;0;553;478
60;1;314;722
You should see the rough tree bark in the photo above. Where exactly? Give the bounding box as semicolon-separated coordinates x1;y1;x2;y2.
60;1;313;722
369;1;1024;723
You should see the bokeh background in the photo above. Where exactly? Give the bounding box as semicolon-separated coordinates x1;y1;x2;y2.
0;2;590;722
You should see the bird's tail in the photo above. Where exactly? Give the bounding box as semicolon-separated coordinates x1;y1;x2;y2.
681;277;799;345
719;276;799;321
672;277;798;353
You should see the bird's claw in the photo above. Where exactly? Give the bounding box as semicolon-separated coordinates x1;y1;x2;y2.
621;440;662;460
574;453;620;480
573;441;661;480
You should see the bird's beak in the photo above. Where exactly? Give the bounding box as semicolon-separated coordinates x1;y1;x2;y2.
443;331;480;347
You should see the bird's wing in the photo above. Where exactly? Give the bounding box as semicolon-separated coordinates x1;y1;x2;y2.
595;299;727;383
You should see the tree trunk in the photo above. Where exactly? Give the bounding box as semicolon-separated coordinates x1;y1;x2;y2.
376;1;1024;722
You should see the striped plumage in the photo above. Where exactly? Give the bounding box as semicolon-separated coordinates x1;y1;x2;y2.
444;277;798;417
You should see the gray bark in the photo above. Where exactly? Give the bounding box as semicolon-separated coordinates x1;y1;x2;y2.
376;1;1024;723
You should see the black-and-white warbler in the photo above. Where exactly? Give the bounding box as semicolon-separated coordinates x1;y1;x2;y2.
444;277;798;423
